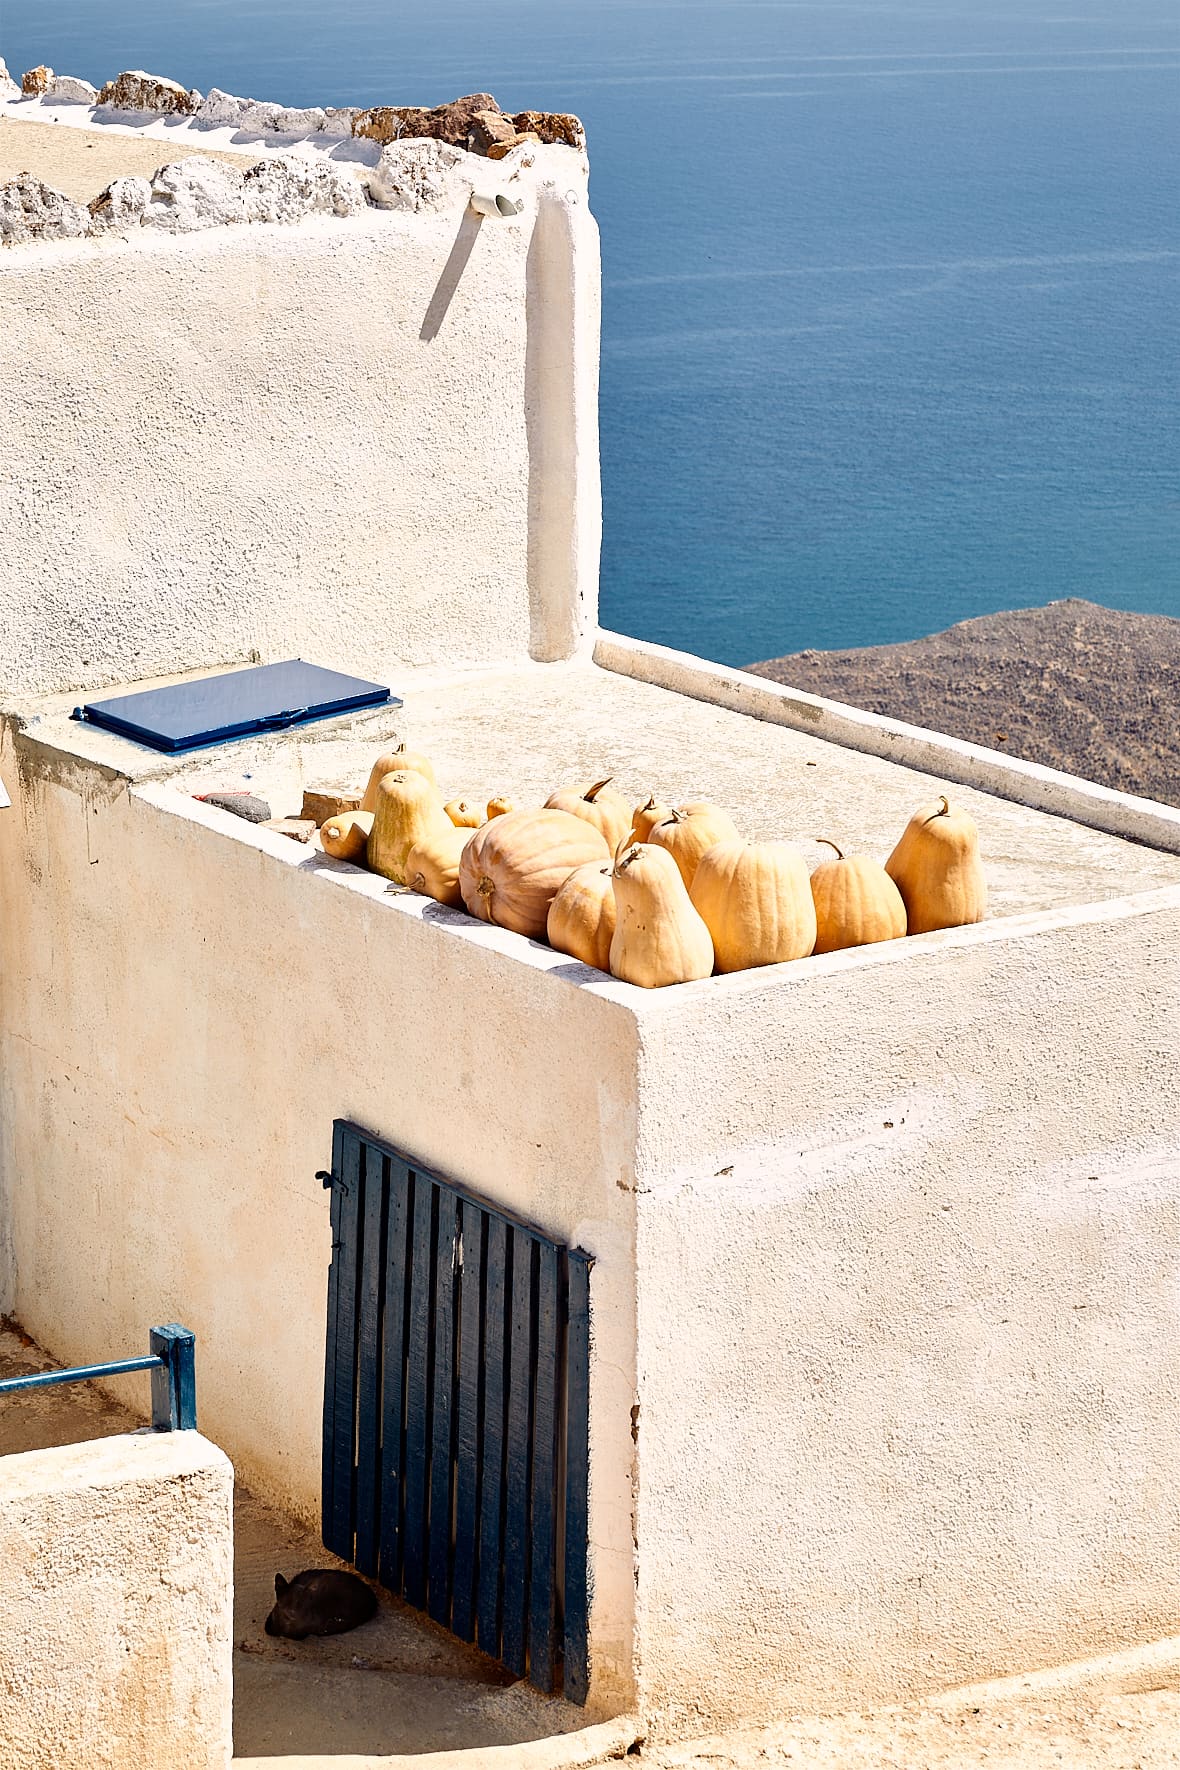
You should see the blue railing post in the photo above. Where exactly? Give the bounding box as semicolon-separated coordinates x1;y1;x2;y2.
149;1324;197;1431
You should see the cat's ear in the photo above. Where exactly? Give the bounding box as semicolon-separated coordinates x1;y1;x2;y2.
274;1573;288;1595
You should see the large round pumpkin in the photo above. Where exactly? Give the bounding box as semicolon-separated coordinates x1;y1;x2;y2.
547;860;616;972
885;795;987;934
361;744;436;810
610;843;714;988
648;802;739;891
405;823;471;908
545;778;631;853
810;839;906;953
367;771;449;885
689;839;816;973
460;808;610;939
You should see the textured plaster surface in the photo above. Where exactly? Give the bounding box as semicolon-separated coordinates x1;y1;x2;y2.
0;1429;233;1768
631;892;1180;1731
0;149;597;693
0;704;638;1716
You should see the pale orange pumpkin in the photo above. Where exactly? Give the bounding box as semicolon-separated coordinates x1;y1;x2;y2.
609;843;714;988
485;796;514;820
626;796;672;847
810;839;907;953
546;860;616;972
445;799;485;830
366;771;450;885
405;823;471;908
460;808;610;939
545;778;632;854
885;795;987;934
690;839;816;973
361;745;436;810
319;809;374;864
647;801;739;891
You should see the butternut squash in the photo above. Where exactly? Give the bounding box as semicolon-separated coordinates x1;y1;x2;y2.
647;801;739;891
361;745;436;811
366;770;449;885
545;778;632;854
609;843;714;988
885;796;987;934
690;839;816;972
810;839;906;953
546;861;616;973
405;823;470;908
319;809;374;863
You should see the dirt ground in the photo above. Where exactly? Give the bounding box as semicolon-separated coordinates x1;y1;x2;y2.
749;598;1180;810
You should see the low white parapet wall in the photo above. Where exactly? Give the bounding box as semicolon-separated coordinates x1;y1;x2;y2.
0;1430;233;1769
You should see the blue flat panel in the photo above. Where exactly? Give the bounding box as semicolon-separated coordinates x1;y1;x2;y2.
563;1252;592;1706
325;1128;363;1561
477;1214;509;1660
428;1189;459;1627
527;1242;560;1692
402;1173;435;1611
502;1233;535;1679
75;659;396;754
451;1205;485;1644
378;1160;412;1594
354;1144;388;1579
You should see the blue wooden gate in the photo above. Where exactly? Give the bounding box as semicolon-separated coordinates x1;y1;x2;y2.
320;1120;591;1702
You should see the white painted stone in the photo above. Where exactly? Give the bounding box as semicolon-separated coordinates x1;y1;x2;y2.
0;173;91;244
0;57;21;97
88;175;152;233
322;106;360;138
0;1430;233;1766
367;138;472;212
46;74;98;105
146;156;246;232
243;155;364;223
273;105;327;136
195;86;250;127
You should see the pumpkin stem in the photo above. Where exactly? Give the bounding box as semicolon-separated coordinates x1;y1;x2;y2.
669;808;687;824
614;844;641;876
477;876;495;898
923;794;951;826
585;777;614;802
641;795;657;811
816;837;844;860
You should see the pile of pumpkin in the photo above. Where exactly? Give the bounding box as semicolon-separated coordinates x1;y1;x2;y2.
322;746;987;989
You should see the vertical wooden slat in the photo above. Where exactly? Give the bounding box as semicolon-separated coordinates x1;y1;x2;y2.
428;1187;458;1625
477;1213;509;1658
563;1251;592;1705
378;1158;412;1594
402;1172;435;1610
528;1240;560;1691
353;1145;387;1576
324;1127;363;1560
321;1121;346;1540
451;1205;485;1642
502;1233;536;1677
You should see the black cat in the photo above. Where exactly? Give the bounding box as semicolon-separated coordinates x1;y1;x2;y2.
264;1569;379;1640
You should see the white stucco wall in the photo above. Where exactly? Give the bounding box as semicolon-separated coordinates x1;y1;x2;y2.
0;725;637;1717
0;164;599;697
5;642;1180;1732
0;1430;233;1768
630;890;1180;1732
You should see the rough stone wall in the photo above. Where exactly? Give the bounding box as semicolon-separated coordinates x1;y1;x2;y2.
0;1431;233;1768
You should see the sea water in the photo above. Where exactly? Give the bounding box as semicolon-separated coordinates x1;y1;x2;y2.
6;0;1178;665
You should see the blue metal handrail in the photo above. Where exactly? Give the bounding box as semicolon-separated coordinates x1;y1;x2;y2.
0;1324;197;1431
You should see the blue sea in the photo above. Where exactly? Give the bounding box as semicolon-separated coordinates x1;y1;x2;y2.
5;1;1178;665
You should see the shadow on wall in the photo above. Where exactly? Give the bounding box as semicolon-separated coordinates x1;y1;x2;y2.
419;210;484;343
